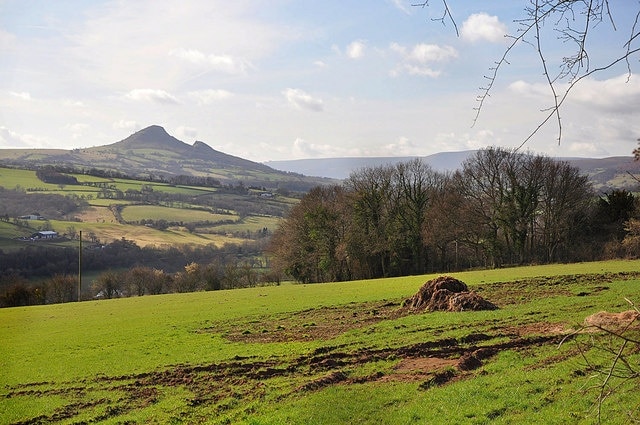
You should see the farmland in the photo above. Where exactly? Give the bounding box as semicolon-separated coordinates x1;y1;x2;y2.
2;260;640;424
0;166;292;250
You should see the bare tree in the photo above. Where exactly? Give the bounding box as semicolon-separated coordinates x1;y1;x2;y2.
414;1;640;147
394;159;443;274
568;301;640;423
345;165;399;278
46;274;77;303
92;271;123;299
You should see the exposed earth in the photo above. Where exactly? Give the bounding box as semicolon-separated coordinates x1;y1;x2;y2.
6;272;640;424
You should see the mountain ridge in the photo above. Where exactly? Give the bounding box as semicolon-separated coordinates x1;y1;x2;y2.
0;126;638;190
0;126;327;187
266;152;640;190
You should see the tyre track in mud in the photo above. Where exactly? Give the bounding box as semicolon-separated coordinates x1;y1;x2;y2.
11;271;635;423
5;331;572;424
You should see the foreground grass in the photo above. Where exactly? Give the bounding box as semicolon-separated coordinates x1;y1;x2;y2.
2;259;640;424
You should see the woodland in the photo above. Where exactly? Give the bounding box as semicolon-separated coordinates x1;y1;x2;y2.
269;147;640;283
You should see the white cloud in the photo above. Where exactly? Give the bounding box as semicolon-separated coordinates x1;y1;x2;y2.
465;129;497;149
383;136;416;155
508;80;549;98
401;65;441;78
292;138;316;157
568;142;605;156
188;89;233;105
569;74;640;113
389;42;458;77
64;123;90;140
283;88;324;112
51;1;294;93
313;60;327;67
389;0;411;14
9;91;32;101
62;99;85;107
461;13;508;43
292;137;347;158
65;123;89;132
125;89;179;104
407;43;458;62
113;120;141;132
346;40;366;59
176;126;198;140
0;126;48;148
0;126;28;148
510;74;640;114
169;48;252;74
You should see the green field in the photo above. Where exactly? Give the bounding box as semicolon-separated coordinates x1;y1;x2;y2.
2;260;640;424
0;167;58;191
0;166;293;249
120;205;236;223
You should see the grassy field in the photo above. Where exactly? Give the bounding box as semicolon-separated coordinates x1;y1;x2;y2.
120;205;236;223
2;260;640;424
0;166;292;249
0;167;58;190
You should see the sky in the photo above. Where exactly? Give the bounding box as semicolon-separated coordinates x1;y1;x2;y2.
1;0;639;162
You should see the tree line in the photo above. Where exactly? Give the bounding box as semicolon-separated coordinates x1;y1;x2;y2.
269;147;639;283
0;237;278;307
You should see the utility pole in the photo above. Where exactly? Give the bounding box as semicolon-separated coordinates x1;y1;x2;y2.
78;230;82;301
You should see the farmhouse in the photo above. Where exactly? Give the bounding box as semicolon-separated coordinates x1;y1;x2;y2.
19;214;45;220
31;230;58;239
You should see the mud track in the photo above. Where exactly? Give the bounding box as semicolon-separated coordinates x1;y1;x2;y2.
6;331;572;424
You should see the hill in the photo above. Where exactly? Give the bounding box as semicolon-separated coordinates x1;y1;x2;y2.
0;126;334;189
266;152;640;190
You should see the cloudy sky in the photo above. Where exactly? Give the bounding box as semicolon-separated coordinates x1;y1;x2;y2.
1;0;639;161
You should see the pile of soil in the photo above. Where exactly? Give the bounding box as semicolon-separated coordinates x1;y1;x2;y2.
403;276;498;312
584;310;640;332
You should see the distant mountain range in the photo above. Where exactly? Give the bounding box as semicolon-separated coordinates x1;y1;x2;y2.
265;151;475;179
0;125;638;191
266;152;640;191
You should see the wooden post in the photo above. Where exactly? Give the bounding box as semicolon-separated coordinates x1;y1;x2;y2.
78;230;82;301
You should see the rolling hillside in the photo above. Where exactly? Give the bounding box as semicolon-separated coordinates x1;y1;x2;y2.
0;126;334;188
0;127;638;190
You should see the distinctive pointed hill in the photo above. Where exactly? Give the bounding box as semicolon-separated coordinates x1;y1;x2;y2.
110;125;189;152
0;126;332;188
90;125;275;174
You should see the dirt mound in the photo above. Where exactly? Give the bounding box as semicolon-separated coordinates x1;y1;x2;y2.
584;310;640;332
403;276;498;312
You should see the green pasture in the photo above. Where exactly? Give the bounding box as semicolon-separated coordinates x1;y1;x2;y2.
106;179;217;196
86;198;133;207
44;219;236;247
120;205;236;223
2;260;640;424
205;215;282;233
0;167;218;198
0;167;56;191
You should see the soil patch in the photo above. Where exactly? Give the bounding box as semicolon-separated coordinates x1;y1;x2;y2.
584;309;640;332
387;357;459;382
216;300;405;343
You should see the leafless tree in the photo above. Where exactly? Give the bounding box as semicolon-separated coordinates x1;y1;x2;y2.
414;1;640;148
567;300;640;423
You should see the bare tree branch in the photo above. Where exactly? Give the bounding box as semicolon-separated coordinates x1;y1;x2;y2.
411;1;459;36
414;1;640;150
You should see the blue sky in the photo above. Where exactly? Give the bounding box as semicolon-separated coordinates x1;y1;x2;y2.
1;0;639;161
